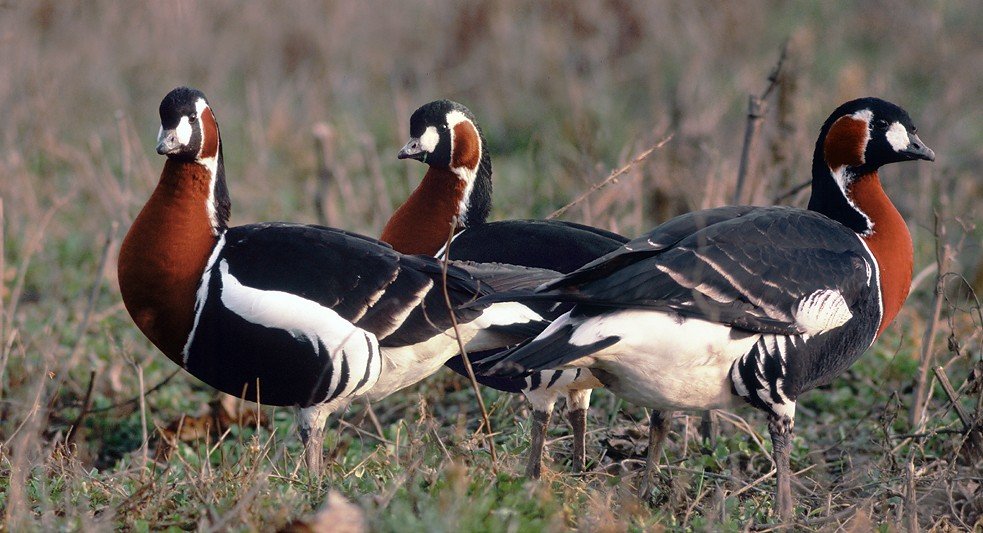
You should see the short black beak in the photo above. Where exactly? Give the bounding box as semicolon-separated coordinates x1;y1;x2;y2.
397;137;427;162
902;132;935;162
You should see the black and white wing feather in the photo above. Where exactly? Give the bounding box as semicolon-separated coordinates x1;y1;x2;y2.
482;207;873;336
183;223;493;407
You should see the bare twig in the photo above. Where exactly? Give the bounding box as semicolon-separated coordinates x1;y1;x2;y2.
361;398;386;442
733;41;788;205
65;370;97;448
548;134;673;220
904;458;918;532
67;222;119;369
910;263;938;296
312;123;339;227
438;218;497;467
934;366;983;461
911;212;951;429
84;368;181;413
771;179;810;204
137;363;149;476
934;366;973;430
335;418;393;446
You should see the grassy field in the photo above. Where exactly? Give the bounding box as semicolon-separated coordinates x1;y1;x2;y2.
1;1;981;530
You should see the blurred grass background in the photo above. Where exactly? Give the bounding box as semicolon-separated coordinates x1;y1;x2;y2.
0;0;980;530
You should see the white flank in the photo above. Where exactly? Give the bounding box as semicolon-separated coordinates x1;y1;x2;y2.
463;302;545;353
419;126;439;153
182;233;226;365
561;309;756;411
217;260;381;398
794;289;853;335
469;301;543;328
885;122;909;152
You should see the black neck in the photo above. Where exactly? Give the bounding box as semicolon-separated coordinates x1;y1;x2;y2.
213;135;231;231
807;131;871;235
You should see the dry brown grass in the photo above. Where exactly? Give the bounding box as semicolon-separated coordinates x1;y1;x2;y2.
0;0;980;530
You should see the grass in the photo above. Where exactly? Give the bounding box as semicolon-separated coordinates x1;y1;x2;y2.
1;1;981;530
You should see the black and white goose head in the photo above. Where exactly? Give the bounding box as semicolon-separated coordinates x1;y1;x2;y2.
155;86;230;232
809;97;935;234
397;99;492;227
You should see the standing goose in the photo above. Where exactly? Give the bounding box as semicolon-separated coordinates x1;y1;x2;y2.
118;87;547;473
383;99;627;476
477;98;934;519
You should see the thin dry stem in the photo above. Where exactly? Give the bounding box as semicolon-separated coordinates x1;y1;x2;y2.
438;219;497;467
137;364;149;476
733;42;788;205
911;212;952;429
67;222;119;369
312;123;339;227
548;134;673;220
65;370;97;448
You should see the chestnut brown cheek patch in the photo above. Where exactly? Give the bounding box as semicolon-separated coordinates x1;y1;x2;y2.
200;107;219;160
452;122;481;170
823;116;867;169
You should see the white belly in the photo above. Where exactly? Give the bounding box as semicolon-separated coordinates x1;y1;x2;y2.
369;330;476;400
566;310;758;411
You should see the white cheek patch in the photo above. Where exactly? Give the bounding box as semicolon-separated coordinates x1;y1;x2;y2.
175;116;193;145
885;122;909;152
419;126;439;153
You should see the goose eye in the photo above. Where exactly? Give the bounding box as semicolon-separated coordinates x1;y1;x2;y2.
189;113;198;124
873;119;889;130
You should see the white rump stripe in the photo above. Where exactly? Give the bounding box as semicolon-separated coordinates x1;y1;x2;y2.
219;260;367;351
217;260;380;397
794;289;853;335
